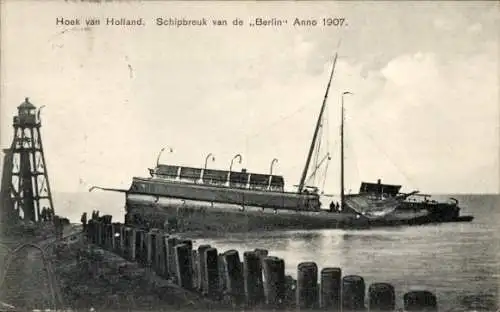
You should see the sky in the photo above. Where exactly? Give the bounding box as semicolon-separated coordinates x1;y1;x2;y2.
1;1;498;195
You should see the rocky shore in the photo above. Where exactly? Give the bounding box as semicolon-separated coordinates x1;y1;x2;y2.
1;222;219;311
52;231;222;311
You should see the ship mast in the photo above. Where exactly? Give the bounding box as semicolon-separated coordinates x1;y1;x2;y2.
297;53;338;193
341;95;344;208
340;91;352;209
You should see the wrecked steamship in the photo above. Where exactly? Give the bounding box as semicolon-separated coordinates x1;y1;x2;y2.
90;52;473;232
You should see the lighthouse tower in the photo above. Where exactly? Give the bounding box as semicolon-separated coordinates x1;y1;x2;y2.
1;98;54;223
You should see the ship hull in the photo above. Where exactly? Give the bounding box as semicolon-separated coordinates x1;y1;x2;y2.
123;194;467;234
396;200;469;222
130;177;321;211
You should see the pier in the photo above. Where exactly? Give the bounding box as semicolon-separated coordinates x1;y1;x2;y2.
81;217;441;311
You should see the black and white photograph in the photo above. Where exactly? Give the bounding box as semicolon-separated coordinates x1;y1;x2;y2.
0;1;498;311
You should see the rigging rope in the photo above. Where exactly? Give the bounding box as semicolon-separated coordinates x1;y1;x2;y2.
305;106;332;192
325;102;331;165
244;102;313;142
356;123;418;189
321;153;330;194
323;103;331;193
312;122;323;186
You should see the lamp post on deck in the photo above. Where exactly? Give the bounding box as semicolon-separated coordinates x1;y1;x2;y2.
269;158;278;176
204;153;215;171
340;91;353;210
227;154;242;186
199;153;215;183
156;146;174;167
268;158;279;190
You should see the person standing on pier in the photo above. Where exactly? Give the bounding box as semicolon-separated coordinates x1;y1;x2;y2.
81;212;88;231
40;207;46;221
48;208;55;221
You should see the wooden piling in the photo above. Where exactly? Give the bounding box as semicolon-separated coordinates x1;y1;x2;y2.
84;219;91;240
297;261;319;309
403;290;437;311
166;236;179;279
114;224;123;252
192;250;199;291
204;247;220;299
342;275;366;311
126;227;136;261
100;223;107;248
136;229;146;264
96;222;102;246
320;267;342;311
262;256;286;308
148;231;159;268
88;220;96;244
101;223;108;248
223;250;245;306
106;224;113;249
153;231;164;274
91;221;97;244
218;253;227;293
98;222;104;245
254;248;269;302
152;230;161;272
99;222;105;247
119;225;126;255
174;243;193;289
110;224;116;249
161;234;169;278
110;224;117;250
101;222;107;247
197;244;212;292
145;232;153;267
179;239;193;286
369;283;395;311
156;233;167;276
284;275;297;307
243;251;265;307
98;222;103;246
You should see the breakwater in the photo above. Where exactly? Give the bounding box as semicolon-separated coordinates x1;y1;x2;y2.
85;219;441;311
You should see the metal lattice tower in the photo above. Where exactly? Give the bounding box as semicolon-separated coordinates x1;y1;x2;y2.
2;98;54;222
